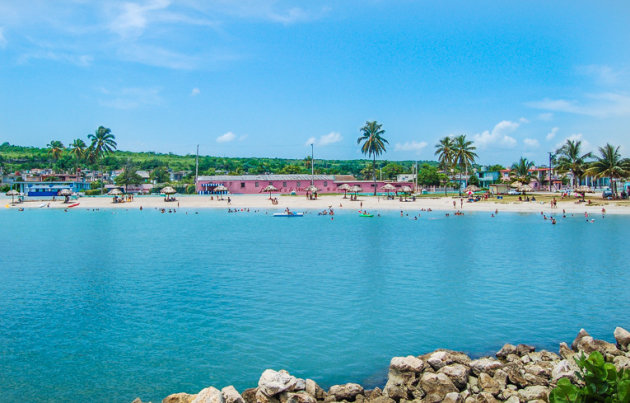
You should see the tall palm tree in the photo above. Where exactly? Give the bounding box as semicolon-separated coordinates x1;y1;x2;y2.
555;139;592;188
88;126;117;194
47;140;65;171
357;121;388;195
584;144;630;197
452;134;477;193
435;136;455;195
510;157;535;184
69;139;87;180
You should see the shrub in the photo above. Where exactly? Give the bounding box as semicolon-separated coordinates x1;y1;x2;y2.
84;189;102;196
550;351;630;403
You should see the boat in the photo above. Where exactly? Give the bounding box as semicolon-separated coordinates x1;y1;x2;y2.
68;203;80;208
273;212;304;217
359;214;373;217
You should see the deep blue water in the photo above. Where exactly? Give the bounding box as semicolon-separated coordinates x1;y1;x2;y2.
0;207;629;402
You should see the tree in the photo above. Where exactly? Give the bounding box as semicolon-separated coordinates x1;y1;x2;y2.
435;136;455;195
381;162;404;180
150;166;170;183
88;126;117;194
555;139;592;188
468;173;480;187
510;157;535;184
487;164;505;172
417;164;441;187
69;139;87;179
115;165;143;193
357;121;388;195
47;140;65;169
584;144;630;197
280;164;304;174
452;135;477;193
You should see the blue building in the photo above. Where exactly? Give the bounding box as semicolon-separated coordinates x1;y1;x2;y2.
14;181;90;197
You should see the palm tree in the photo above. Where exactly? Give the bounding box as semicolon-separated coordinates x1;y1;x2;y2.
69;139;87;180
435;136;455;195
47;140;65;170
555;139;592;188
357;121;388;195
510;157;535;184
88;126;117;193
452;134;477;194
584;144;630;197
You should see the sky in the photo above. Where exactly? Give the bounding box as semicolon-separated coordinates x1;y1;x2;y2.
1;0;630;165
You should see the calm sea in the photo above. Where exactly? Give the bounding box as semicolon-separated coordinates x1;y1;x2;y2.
1;207;629;402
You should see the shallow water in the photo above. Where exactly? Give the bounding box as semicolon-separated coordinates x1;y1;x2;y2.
0;208;628;402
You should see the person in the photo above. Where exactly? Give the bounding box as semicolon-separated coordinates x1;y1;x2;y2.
453;200;456;208
460;199;463;208
228;197;231;204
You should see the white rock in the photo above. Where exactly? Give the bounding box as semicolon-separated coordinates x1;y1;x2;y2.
470;358;503;376
390;355;425;372
192;387;224;403
258;370;298;397
615;327;630;351
221;386;243;403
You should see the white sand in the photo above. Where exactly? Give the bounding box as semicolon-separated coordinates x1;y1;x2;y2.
5;194;630;215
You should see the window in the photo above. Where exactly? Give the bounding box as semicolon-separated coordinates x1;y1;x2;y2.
283;182;287;187
323;181;327;187
296;181;301;187
241;182;245;188
269;181;273;185
255;182;259;187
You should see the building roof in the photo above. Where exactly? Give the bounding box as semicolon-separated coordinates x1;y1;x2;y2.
197;174;335;181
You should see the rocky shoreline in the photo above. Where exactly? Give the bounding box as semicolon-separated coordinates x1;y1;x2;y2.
132;327;630;403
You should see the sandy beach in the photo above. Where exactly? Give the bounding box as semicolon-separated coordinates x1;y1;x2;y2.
5;193;630;215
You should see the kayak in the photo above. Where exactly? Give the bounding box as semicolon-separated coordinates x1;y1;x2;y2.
273;212;304;217
68;203;80;208
359;214;374;217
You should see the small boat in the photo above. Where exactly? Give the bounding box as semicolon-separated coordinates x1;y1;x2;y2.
68;203;80;208
273;212;304;217
359;214;373;217
38;203;46;208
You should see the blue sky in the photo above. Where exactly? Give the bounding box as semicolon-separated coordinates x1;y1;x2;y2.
1;1;629;165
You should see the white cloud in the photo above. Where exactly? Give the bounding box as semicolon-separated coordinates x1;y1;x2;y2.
526;93;630;118
217;131;236;143
519;117;529;123
546;127;558;141
306;131;342;146
577;64;621;85
394;141;427;154
191;87;200;96
523;138;540;148
538;112;553;121
239;134;248;141
0;27;7;48
472;120;519;149
108;0;171;38
555;133;593;153
99;86;162;109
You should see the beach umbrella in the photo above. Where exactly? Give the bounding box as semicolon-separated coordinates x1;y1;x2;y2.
58;188;73;196
263;184;277;199
337;183;351;198
400;186;412;193
350;185;362;199
108;188;123;195
6;189;19;204
465;185;480;192
305;185;318;193
510;181;523;188
161;186;176;194
518;185;534;194
381;183;396;197
214;185;228;192
574;185;591;201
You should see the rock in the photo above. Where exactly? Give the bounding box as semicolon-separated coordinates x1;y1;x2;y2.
423;350;471;370
615;327;630;351
304;379;326;400
575;336;621;357
383;383;407;401
469;358;503;376
365;387;381;400
163;393;196;403
517;386;549;401
515;344;535;356
241;388;257;403
522;372;548;387
613;355;630;371
475;392;499;403
222;386;244;403
438;363;470;390
503;363;528;388
367;397;394;403
132;399;145;403
258;370;299;397
256;390;280;403
390;355;425;372
492;369;508;390
503;396;519;403
477;373;500;396
192;387;224;403
419;372;458;400
571;329;590;351
551;360;578;383
559;342;575;360
496;344;517;359
285;393;316;403
443;392;462;403
328;383;364;401
524;364;550;378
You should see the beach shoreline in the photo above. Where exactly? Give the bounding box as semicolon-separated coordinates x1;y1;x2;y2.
3;194;630;215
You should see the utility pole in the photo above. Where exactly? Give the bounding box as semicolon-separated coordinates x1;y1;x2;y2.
310;143;314;186
195;144;199;192
415;161;418;192
548;152;553;192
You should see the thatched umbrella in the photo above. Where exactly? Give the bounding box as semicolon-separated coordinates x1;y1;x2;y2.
350;185;362;200
518;185;534;195
263;184;277;199
108;188;123;196
161;186;176;201
381;183;396;197
574;185;591;201
510;181;523;188
337;183;351;199
6;189;19;204
214;185;228;192
465;185;480;193
58;188;73;203
400;185;413;200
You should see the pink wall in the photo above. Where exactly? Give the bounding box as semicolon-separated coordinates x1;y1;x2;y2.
197;179;414;194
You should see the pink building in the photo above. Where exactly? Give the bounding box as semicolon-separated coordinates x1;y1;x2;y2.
196;175;414;195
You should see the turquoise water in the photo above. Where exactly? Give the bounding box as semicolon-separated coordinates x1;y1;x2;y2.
1;207;629;402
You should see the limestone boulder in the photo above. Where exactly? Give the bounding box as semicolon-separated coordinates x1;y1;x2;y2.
551;359;579;383
515;344;535;356
328;383;364;401
221;386;244;403
614;327;630;351
285;392;316;403
496;344;517;359
477;373;500;396
470;358;503;376
438;363;470;390
240;388;257;403
443;391;463;403
367;397;394;403
192;387;224;403
163;393;196;403
571;329;591;351
575;336;622;357
419;372;458;401
422;350;471;370
517;385;549;401
613;355;630;371
258;370;299;397
559;342;575;360
390;355;425;373
304;379;326;400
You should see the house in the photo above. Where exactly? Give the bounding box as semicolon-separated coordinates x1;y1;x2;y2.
13;181;91;197
170;170;191;182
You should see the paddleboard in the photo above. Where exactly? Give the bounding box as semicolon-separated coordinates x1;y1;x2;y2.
273;212;303;217
68;203;80;208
